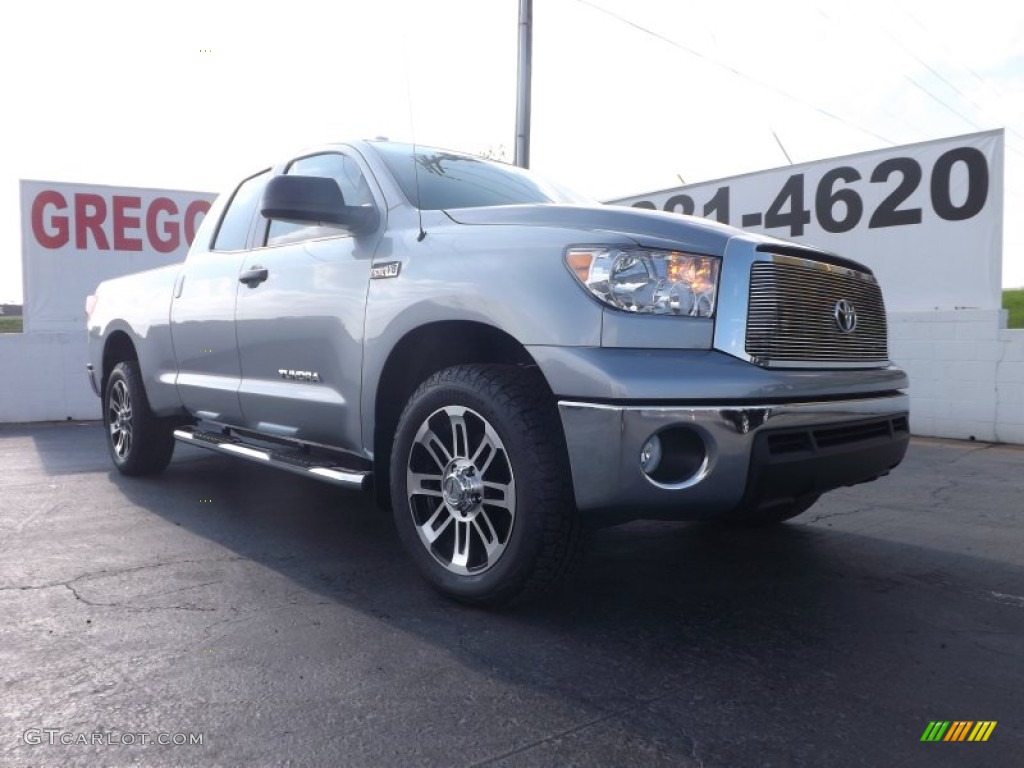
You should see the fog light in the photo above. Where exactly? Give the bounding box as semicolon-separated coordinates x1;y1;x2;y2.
640;435;662;475
640;426;710;488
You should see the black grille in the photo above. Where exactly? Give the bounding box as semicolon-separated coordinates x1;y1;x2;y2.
766;416;908;456
745;261;889;365
740;414;911;512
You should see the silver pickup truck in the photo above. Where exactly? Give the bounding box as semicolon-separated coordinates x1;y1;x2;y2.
86;140;909;605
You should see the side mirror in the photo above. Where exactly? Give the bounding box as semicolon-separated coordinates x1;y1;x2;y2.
260;175;378;234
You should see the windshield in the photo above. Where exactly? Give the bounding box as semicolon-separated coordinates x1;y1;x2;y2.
369;142;593;210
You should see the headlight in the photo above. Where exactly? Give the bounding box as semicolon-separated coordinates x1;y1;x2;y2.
566;247;720;317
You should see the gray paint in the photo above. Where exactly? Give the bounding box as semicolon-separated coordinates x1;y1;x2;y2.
559;395;908;512
527;346;908;401
86;139;909;517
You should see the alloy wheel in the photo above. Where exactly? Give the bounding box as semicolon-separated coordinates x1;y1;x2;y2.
406;405;516;575
108;379;133;459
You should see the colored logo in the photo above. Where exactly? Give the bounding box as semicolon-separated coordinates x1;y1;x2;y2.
920;721;997;742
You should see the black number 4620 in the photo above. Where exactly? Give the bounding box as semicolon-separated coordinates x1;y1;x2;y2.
634;146;989;238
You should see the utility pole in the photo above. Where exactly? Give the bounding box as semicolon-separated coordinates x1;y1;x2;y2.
514;0;532;168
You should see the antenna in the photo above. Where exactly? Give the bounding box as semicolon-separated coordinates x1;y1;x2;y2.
772;129;794;165
411;140;426;242
402;26;427;241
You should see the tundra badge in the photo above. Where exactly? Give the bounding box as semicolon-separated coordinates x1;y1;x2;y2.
278;369;321;382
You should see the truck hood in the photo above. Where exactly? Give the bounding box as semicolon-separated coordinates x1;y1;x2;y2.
443;203;737;254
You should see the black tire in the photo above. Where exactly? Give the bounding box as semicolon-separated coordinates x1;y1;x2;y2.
103;361;176;476
390;364;580;607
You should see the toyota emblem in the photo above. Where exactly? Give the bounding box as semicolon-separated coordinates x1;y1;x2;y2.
833;299;858;334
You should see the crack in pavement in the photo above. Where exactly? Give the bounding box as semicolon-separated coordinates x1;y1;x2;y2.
0;556;249;612
62;582;217;612
465;710;623;768
465;685;707;768
946;442;997;464
136;579;226;600
807;507;872;524
928;478;959;504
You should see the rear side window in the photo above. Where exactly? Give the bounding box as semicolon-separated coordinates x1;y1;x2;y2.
212;171;269;251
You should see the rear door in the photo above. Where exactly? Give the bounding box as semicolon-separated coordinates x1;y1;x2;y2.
234;150;384;452
171;171;268;424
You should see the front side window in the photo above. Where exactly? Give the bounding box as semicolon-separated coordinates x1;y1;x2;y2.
212;171;269;251
266;153;374;247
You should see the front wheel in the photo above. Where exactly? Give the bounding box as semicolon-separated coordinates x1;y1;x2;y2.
390;365;580;606
103;361;176;476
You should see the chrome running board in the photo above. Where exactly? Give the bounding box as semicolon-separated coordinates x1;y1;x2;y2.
173;427;371;491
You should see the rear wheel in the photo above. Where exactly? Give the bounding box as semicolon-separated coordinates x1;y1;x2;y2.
104;361;176;476
390;365;580;606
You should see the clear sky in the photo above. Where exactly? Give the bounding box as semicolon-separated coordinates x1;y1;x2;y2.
1;0;1022;303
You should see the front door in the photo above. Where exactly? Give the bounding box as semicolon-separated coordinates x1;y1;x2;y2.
234;151;383;452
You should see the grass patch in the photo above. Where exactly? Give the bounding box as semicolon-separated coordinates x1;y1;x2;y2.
1005;289;1024;329
0;316;23;333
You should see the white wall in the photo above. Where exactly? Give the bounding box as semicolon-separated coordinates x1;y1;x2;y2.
2;318;1023;444
0;332;99;422
889;309;1024;443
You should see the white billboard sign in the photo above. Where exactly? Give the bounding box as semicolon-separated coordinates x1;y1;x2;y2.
611;130;1004;313
20;180;214;332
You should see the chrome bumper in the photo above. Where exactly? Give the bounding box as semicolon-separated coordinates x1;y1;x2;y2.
557;394;910;519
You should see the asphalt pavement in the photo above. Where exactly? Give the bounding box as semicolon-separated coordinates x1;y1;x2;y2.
1;422;1022;767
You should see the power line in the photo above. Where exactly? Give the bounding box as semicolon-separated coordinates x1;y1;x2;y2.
900;75;984;131
806;7;931;142
816;6;987;136
572;0;896;146
871;10;984;112
571;0;1024;164
896;1;997;91
893;2;1024;150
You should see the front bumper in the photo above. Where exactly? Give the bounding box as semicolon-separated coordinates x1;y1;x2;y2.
558;393;909;521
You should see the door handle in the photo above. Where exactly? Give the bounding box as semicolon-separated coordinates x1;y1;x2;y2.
239;266;269;286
